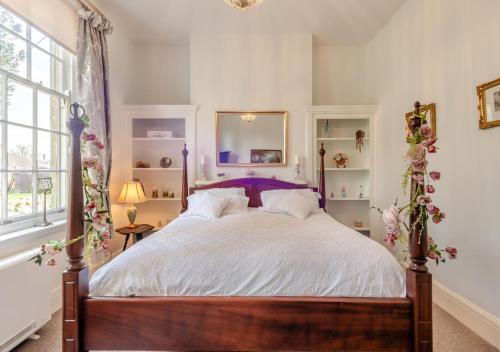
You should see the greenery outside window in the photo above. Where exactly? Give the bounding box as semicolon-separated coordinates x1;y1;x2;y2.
0;5;75;233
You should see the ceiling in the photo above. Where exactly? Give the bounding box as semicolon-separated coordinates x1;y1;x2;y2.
95;0;407;45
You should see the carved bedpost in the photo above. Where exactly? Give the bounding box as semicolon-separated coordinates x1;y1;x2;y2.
181;144;188;213
62;103;89;352
406;101;433;352
318;143;326;210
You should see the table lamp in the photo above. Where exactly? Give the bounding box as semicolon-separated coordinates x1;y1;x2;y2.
117;182;147;228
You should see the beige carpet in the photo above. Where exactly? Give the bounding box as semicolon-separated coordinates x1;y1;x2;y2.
12;304;498;352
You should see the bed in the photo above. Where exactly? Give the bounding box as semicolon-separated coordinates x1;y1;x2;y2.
62;102;432;351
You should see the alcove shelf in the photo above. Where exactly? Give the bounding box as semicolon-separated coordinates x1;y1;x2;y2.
123;105;198;226
306;106;377;235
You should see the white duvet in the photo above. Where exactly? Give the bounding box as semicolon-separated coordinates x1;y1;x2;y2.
90;209;406;297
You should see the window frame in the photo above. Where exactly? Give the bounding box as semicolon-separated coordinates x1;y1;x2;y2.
0;7;75;235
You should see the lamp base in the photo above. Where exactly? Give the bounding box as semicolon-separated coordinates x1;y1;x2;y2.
126;204;137;228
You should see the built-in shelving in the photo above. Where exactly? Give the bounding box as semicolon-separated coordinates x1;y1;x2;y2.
306;106;377;236
132;168;183;171
124;105;198;227
146;198;181;202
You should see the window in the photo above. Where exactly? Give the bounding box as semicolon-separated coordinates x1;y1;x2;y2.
0;5;74;232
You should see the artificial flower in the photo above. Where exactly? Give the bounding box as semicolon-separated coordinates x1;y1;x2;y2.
426;184;435;193
416;195;432;205
412;174;425;185
432;212;446;224
412;159;428;173
445;247;457;259
406;143;425;164
419;124;433;139
46;258;56;266
382;206;402;233
429;171;441;181
82;156;100;168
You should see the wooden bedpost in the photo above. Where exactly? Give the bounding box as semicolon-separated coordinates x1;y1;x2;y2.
181;144;188;213
406;101;433;352
62;103;88;352
318;143;326;209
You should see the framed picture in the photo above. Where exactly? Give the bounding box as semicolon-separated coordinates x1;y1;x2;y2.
405;103;436;143
250;149;282;164
477;77;500;129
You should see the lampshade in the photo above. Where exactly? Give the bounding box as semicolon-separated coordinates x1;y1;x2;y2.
117;182;147;204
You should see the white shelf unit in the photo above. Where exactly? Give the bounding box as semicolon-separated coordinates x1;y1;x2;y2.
306;106;377;235
123;105;198;226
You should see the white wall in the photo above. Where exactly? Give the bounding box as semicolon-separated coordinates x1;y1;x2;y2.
313;45;370;105
1;0;78;51
190;33;312;180
131;44;190;104
366;0;500;318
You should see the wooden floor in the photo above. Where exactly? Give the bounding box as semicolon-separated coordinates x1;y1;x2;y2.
12;304;497;352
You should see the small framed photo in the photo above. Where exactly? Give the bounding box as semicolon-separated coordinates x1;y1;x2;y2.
250;149;282;164
405;103;436;143
477;77;500;129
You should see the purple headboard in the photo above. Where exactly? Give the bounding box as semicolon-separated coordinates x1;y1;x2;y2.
189;177;317;208
180;145;326;212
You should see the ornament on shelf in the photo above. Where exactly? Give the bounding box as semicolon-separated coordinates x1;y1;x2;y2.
330;192;334;199
333;153;349;168
359;185;364;199
168;191;175;198
246;169;256;177
159;157;172;168
355;130;365;153
341;186;346;198
162;190;169;198
152;188;159;199
323;119;331;137
135;160;150;168
354;220;364;228
294;154;302;180
217;172;227;181
200;155;208;180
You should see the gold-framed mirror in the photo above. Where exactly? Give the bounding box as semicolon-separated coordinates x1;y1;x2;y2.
477;77;500;129
216;111;288;167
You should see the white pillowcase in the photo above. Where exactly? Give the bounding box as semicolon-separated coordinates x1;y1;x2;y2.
195;188;248;214
183;192;229;219
195;187;246;196
260;189;319;220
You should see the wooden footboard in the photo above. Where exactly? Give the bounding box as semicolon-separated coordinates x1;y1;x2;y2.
83;296;412;351
62;102;433;351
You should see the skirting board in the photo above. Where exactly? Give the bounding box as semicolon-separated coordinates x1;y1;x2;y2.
433;280;500;349
50;286;62;315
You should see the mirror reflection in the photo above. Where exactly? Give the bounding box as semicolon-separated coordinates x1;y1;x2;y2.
216;111;287;166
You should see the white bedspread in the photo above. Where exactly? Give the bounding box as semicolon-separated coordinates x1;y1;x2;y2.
90;209;405;297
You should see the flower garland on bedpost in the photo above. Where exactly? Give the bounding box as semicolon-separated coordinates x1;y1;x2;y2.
30;106;112;266
374;102;457;265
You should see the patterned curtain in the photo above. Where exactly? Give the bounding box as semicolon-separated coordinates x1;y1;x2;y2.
76;6;113;259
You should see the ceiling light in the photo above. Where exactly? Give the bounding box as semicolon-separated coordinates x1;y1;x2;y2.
225;0;264;10
241;113;257;122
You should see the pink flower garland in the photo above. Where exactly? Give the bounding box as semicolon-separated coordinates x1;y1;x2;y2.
376;118;457;265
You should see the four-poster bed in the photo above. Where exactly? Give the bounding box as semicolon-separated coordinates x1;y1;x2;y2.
62;103;432;351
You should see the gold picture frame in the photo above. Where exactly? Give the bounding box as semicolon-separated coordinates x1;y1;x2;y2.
405;103;436;143
477;77;500;129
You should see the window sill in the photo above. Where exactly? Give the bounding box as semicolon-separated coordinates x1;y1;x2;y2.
0;219;67;251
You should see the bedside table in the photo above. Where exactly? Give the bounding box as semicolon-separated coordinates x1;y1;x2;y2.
115;224;155;252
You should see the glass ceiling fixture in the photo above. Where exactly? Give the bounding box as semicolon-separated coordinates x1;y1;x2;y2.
241;113;257;122
224;0;264;10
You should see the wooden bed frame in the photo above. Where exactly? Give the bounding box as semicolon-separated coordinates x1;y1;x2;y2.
62;102;432;351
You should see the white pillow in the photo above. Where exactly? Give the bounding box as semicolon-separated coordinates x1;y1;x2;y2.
183;192;229;219
195;188;248;214
195;187;246;196
260;189;319;219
